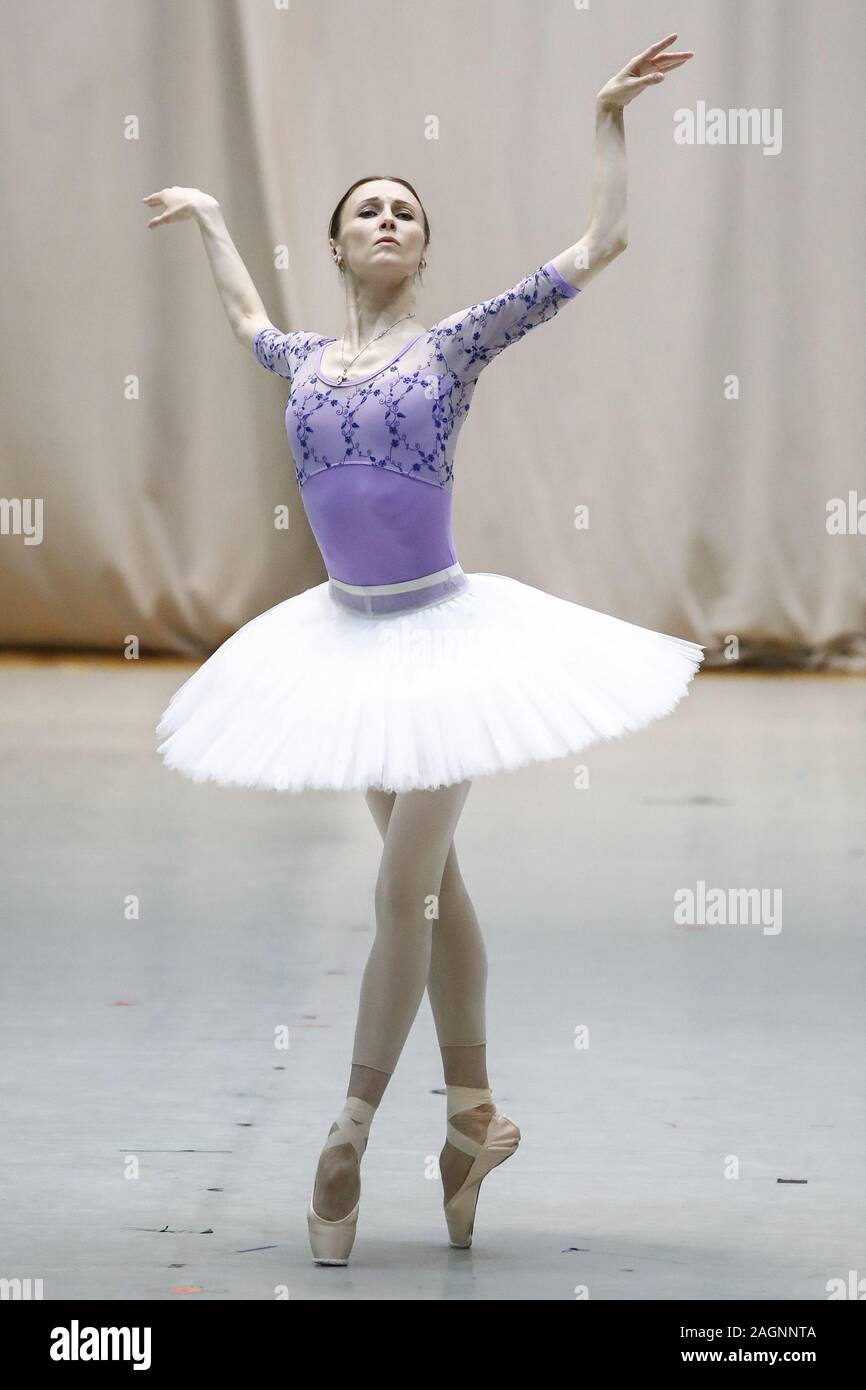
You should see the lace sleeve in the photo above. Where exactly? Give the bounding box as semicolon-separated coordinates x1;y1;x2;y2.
429;261;580;384
251;326;324;381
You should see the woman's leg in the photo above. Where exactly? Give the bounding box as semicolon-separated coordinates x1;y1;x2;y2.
313;780;472;1220
362;788;495;1204
352;780;473;1072
365;788;489;1052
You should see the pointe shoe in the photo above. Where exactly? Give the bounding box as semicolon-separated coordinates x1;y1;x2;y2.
442;1090;520;1249
307;1096;376;1266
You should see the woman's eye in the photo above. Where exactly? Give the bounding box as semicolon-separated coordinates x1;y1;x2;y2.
359;208;414;218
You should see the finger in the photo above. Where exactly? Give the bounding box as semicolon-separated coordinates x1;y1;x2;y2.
648;31;679;55
626;72;665;90
650;60;688;75
626;49;688;79
636;32;678;63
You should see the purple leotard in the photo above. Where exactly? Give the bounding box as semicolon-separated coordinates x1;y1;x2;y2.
252;261;580;615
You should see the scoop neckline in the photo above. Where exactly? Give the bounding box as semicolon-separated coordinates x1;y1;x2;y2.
316;331;428;386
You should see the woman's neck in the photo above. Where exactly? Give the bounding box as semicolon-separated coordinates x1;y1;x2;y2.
340;284;418;354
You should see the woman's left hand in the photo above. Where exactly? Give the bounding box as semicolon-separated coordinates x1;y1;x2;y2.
596;32;694;110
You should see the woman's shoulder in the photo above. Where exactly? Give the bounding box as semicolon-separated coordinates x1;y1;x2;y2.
250;326;329;380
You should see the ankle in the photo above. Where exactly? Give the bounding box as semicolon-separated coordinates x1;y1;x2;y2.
446;1084;494;1118
440;1043;489;1092
348;1062;392;1108
339;1094;378;1136
320;1095;378;1164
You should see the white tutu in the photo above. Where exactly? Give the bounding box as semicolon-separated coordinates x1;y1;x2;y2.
155;573;704;794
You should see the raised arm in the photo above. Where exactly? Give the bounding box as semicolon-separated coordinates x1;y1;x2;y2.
142;186;272;348
548;32;694;292
430;262;581;384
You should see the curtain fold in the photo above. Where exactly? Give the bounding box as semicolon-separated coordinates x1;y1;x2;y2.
1;0;863;668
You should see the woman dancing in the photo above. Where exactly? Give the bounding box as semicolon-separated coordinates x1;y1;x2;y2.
147;32;699;1264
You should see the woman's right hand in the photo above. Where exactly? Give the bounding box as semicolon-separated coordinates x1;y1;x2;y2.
141;186;219;228
595;32;693;110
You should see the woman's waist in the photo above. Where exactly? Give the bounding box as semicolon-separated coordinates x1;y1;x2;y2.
328;562;468;617
300;463;460;596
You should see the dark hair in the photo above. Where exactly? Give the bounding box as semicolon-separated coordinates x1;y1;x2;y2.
328;176;431;264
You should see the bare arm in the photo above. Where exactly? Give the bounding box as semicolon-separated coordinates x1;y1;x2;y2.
549;32;694;292
549;103;629;290
142;186;272;347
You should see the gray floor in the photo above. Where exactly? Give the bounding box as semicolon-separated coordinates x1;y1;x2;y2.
1;658;864;1301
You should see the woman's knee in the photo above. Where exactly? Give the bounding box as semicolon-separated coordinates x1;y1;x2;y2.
374;868;440;924
440;842;463;892
374;859;468;928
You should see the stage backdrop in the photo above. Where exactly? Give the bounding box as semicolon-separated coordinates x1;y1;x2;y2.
1;0;864;667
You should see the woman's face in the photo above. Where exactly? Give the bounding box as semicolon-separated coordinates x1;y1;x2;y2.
331;180;426;284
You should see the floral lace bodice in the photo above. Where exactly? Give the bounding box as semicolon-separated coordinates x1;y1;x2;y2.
253;260;579;491
251;260;580;610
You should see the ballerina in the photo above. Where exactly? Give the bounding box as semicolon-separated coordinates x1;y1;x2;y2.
144;31;699;1264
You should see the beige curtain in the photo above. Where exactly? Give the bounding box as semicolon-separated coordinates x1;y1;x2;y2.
2;0;864;667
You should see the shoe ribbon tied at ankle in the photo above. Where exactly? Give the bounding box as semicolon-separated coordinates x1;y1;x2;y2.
323;1096;376;1161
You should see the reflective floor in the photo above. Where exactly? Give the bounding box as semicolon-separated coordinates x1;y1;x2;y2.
1;657;864;1300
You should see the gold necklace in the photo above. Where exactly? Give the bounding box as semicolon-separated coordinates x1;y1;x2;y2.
335;313;415;384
